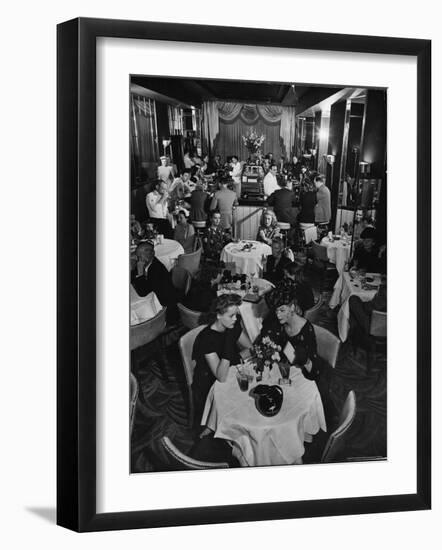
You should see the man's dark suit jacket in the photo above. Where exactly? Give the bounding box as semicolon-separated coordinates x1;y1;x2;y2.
263;254;293;285
267;188;298;225
131;257;177;311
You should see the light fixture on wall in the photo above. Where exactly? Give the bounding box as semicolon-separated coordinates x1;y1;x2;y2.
326;154;335;165
162;139;171;155
359;161;371;176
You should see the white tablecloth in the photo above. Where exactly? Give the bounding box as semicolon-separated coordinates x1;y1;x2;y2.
320;236;351;274
329;272;379;341
130;288;162;325
154;238;184;271
201;367;326;467
220;241;272;276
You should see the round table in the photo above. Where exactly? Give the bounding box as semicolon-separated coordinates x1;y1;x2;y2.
220;241;272;276
154;238;184;271
201;367;326;467
320;236;351;274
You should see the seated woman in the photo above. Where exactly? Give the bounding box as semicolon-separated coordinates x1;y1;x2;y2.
263;237;292;285
173;210;195;254
183;264;222;313
191;293;243;426
256;287;320;381
265;260;315;315
256;209;280;245
202;210;232;262
350;227;387;274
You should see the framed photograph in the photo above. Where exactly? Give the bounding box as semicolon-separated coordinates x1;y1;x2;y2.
57;18;431;532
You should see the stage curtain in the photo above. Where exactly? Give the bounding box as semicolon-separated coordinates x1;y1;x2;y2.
214;117;283;161
202;101;295;158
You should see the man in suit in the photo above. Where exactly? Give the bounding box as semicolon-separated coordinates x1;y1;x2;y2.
210;178;238;231
313;173;331;229
131;241;178;324
267;179;298;225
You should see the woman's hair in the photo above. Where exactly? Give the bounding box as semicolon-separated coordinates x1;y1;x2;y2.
259;209;278;228
303;177;315;192
178;209;188;219
206;293;242;324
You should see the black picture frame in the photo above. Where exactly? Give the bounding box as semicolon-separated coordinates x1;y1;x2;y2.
57;17;431;532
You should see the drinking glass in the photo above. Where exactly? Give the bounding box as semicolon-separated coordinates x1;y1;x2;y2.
236;372;249;392
279;362;291;385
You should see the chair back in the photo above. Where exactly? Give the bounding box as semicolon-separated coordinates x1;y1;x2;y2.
179;324;206;426
192;221;207;229
312;323;340;368
312;240;329;262
178;302;203;330
369;310;387;338
129;372;139;436
321;390;357;462
177;246;202;277
277;221;291;230
160;436;229;470
304;292;323;321
303;225;318;244
130;307;167;351
171;266;192;295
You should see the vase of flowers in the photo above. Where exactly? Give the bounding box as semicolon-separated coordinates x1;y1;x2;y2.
242;129;266;157
252;336;282;382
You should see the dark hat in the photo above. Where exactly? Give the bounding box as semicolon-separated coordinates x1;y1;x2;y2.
266;281;298;310
360;227;378;240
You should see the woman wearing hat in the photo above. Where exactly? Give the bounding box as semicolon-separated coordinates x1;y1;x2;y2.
256;286;320;381
350;226;386;273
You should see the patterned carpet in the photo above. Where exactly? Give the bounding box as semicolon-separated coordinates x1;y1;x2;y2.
131;288;386;473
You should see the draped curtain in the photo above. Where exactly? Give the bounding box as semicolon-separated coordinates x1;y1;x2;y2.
215;118;282;162
131;94;159;180
202;101;296;158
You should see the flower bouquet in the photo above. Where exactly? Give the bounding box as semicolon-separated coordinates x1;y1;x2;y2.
252;336;283;381
242;129;266;155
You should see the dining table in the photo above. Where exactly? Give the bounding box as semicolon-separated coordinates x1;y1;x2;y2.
201;365;326;467
220;240;272;276
329;271;381;341
320;235;351;274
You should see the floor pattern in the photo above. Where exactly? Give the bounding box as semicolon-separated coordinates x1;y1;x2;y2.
131;288;386;473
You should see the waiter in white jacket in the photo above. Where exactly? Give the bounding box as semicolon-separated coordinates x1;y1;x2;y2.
263;164;280;197
229;156;242;198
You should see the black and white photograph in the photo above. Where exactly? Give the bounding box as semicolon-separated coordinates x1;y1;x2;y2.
129;76;387;472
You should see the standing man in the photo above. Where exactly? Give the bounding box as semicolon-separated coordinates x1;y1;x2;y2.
145;181;172;237
267;179;298;225
313;174;331;233
210;178;238;232
229;156;242;198
263;164;280;198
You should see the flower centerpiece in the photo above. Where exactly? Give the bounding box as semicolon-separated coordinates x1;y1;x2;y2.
252;336;283;380
242;129;266;156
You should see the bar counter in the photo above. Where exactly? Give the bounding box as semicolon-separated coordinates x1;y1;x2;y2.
234;198;267;240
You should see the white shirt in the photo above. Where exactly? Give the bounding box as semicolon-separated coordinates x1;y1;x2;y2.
146;190;168;219
229;162;242;184
263;172;279;197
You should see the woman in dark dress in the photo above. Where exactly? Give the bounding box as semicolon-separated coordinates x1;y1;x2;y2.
191;293;243;424
257;286;320;381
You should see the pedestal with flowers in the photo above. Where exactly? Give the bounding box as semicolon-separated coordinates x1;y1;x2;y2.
242;130;266;163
